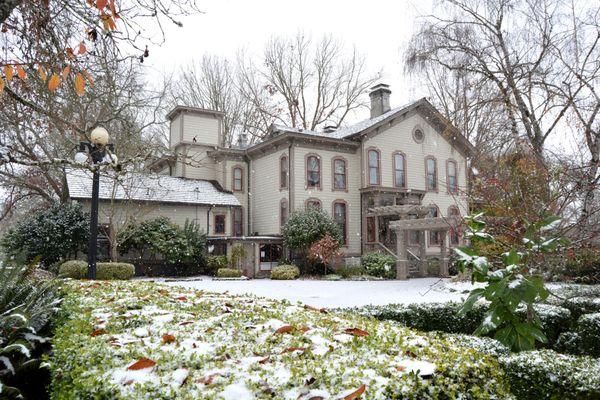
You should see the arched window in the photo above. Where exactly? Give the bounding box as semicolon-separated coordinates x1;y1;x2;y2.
232;166;243;192
280;199;288;229
305;198;322;211
333;200;347;246
393;151;406;188
425;156;437;191
448;206;460;245
280;155;288;189
368;149;380;186
447;159;458;193
306;155;321;188
332;157;347;190
428;205;441;246
232;207;243;236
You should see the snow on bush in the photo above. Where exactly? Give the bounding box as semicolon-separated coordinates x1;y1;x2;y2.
500;349;600;399
270;265;300;280
50;281;511;399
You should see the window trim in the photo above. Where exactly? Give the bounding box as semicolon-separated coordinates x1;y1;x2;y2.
331;156;348;192
305;153;322;190
232;165;244;192
392;151;407;189
214;213;226;235
279;154;289;190
232;207;243;236
366;147;381;186
332;199;348;247
279;198;288;232
427;204;441;247
424;155;438;192
412;125;425;143
446;158;458;194
304;197;322;211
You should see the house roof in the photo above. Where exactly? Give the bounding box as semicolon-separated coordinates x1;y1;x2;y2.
166;105;225;121
263;98;475;157
66;168;240;207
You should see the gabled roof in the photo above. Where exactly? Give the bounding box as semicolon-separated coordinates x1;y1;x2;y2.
66;168;240;207
263;98;475;157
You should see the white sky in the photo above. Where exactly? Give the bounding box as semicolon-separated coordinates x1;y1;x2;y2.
145;0;434;123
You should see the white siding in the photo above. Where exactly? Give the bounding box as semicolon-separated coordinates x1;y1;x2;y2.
182;114;220;145
169;116;181;148
292;145;362;255
251;150;288;236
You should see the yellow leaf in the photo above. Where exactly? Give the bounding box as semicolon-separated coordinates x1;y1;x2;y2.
4;65;13;81
0;78;4;94
75;73;85;96
48;74;61;91
61;65;71;80
16;65;26;79
38;65;47;82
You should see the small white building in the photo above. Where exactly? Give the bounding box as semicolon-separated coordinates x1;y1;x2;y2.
67;84;474;277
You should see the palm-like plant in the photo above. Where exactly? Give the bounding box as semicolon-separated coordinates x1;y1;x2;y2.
0;260;59;399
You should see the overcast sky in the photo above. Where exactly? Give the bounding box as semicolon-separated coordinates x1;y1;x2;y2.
145;0;434;124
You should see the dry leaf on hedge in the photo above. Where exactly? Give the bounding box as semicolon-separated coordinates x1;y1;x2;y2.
274;325;295;334
343;384;366;400
344;328;369;337
162;334;175;344
127;358;156;370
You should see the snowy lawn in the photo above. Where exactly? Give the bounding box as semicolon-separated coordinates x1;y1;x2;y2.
161;277;480;308
50;280;511;399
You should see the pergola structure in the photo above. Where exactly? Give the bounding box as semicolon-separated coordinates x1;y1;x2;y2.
389;216;461;280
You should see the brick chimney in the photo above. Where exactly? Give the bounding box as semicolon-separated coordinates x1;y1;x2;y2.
369;83;391;118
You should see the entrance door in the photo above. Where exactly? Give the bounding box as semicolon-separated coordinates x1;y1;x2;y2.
259;244;282;271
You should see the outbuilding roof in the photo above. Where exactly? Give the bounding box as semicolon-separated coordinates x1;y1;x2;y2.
66;168;240;207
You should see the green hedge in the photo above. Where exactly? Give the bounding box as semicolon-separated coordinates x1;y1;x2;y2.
361;252;396;279
500;350;600;399
205;255;228;276
270;264;300;280
556;312;600;357
216;268;242;278
347;302;572;346
58;260;135;280
50;281;512;399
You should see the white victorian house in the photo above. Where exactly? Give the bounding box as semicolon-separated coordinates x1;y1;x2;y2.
67;84;473;278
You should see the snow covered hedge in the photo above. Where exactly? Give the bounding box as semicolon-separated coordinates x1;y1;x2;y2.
346;302;572;345
499;349;600;399
49;281;511;399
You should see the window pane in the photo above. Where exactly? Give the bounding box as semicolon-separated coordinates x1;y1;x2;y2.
369;167;378;185
334;202;347;245
233;168;242;191
280;157;288;188
307;156;320;187
215;215;225;234
448;161;457;192
395;154;405;187
368;150;378;167
427;158;437;190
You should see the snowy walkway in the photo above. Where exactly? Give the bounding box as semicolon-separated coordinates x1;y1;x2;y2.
162;277;476;308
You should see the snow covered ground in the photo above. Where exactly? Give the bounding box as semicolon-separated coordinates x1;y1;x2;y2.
161;277;480;308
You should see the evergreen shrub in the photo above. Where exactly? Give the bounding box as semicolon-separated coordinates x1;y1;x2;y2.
59;260;134;280
361;252;396;279
270;264;300;280
216;268;242;278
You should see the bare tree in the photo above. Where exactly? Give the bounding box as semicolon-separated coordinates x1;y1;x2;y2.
238;33;378;133
169;55;268;146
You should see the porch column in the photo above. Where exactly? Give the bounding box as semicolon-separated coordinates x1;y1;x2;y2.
374;216;379;246
440;230;449;277
419;230;427;277
396;230;408;280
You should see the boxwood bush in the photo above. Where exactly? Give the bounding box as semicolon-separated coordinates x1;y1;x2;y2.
270;264;300;280
59;260;135;280
361;252;396;279
500;349;600;399
556;312;600;357
50;281;513;399
216;267;242;278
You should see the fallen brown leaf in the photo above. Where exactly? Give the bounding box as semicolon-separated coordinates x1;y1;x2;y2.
127;358;156;370
344;384;366;400
304;304;327;313
90;329;107;337
162;334;175;344
275;325;295;334
344;328;369;337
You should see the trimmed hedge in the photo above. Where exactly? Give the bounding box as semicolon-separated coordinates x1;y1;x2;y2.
500;349;600;399
205;255;228;276
58;260;135;280
50;281;512;399
347;302;572;346
556;312;600;357
216;268;242;278
270;264;300;280
361;252;396;279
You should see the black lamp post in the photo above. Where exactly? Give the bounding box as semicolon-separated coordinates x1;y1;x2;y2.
75;127;116;280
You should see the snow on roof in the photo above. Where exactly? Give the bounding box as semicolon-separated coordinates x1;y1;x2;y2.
326;103;413;139
66;168;240;207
